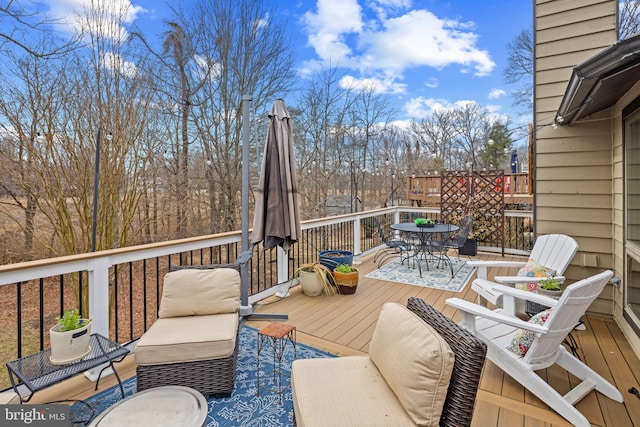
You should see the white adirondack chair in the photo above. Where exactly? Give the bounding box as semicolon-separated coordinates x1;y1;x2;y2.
471;234;578;307
446;270;623;427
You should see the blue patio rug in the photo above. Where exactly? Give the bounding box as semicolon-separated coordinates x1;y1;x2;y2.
70;325;334;426
366;255;475;292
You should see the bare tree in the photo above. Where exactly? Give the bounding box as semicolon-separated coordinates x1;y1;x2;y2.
411;109;457;170
296;65;356;217
620;0;640;39
0;0;81;57
0;1;160;263
453;103;491;168
348;84;396;189
162;22;194;238
185;0;296;231
504;28;533;112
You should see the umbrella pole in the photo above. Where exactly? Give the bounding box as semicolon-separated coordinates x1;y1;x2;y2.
240;94;252;317
239;94;287;321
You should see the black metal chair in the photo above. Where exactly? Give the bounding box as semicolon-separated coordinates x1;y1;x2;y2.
443;216;474;259
373;217;413;268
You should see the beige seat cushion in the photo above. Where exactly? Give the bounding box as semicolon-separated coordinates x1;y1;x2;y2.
134;313;238;365
292;356;417;427
159;268;240;318
369;303;454;427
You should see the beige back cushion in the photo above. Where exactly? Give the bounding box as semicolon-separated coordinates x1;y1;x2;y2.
369;302;454;427
158;268;240;318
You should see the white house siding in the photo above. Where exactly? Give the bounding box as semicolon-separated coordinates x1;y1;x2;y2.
534;0;617;316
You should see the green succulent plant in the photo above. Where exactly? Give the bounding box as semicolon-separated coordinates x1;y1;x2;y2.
539;278;563;291
334;264;356;273
56;309;90;332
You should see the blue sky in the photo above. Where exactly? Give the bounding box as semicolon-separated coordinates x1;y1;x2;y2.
41;0;533;131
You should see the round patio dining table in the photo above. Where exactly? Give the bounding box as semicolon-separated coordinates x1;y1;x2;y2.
391;222;459;277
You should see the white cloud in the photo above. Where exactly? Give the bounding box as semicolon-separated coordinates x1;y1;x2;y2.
102;52;138;78
302;1;495;99
302;0;363;62
488;88;506;99
41;0;146;42
373;0;412;7
360;10;494;76
339;74;407;94
404;96;476;119
424;78;439;88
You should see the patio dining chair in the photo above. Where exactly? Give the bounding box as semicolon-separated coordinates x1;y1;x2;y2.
373;217;413;268
442;216;474;259
446;270;623;427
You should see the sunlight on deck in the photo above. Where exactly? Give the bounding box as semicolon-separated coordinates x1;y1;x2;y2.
24;251;640;427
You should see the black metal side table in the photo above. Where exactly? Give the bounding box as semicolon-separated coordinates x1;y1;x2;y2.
7;333;130;403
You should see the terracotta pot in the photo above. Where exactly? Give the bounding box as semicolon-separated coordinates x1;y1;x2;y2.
333;269;359;295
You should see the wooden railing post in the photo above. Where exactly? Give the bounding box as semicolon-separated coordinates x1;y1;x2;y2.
353;215;362;259
88;256;110;337
276;246;289;285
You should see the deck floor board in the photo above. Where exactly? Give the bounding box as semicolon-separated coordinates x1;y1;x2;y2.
26;250;640;427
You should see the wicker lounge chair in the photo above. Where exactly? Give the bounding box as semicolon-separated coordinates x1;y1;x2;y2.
134;264;241;397
292;297;487;427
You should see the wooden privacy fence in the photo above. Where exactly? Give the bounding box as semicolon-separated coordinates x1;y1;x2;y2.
440;170;505;256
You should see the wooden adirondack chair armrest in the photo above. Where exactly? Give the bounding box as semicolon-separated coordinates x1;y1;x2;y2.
494;275;566;285
446;298;548;335
467;260;527;280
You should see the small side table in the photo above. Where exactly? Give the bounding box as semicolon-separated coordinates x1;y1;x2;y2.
88;386;207;427
7;333;129;403
257;322;296;404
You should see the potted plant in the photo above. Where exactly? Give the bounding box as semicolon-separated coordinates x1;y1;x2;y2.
295;262;336;296
535;278;564;298
415;218;434;228
49;309;92;365
319;250;353;271
332;264;359;295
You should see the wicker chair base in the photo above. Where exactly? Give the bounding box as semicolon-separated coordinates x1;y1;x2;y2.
136;335;239;397
407;298;487;427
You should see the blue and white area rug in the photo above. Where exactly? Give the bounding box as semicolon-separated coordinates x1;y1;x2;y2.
366;256;475;292
70;325;334;426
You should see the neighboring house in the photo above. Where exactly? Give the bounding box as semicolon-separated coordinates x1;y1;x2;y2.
535;0;640;356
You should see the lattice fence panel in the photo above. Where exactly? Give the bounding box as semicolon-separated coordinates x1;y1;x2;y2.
441;170;505;255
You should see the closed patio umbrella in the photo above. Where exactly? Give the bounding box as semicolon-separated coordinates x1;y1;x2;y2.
251;99;301;251
510;149;518;173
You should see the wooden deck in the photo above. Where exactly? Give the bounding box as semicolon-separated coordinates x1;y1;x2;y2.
26;251;640;427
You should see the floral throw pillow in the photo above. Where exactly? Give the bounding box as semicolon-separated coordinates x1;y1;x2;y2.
515;259;556;292
507;309;553;356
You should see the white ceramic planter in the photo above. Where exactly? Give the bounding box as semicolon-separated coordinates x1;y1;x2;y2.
299;269;324;296
49;320;92;365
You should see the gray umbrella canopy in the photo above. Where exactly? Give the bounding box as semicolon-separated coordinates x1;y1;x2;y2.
251;99;301;251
